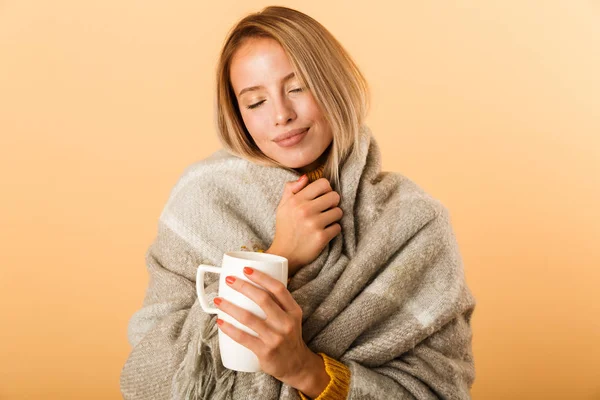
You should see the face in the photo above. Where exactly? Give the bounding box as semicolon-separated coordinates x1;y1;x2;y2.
230;37;333;173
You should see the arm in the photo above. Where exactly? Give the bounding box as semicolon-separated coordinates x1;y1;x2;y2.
120;220;220;400
346;309;474;400
300;211;475;399
250;209;475;399
298;308;473;400
240;245;349;399
256;242;346;400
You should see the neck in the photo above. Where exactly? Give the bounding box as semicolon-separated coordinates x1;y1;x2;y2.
294;144;331;175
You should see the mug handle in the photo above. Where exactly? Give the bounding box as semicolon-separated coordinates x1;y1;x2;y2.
196;265;222;314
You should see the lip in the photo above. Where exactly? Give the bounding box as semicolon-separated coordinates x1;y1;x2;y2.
273;128;309;143
273;128;309;148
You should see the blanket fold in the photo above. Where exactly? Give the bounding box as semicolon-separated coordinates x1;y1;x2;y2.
120;125;476;399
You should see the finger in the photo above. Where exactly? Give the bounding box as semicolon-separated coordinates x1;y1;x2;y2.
317;206;344;228
307;190;341;214
291;174;309;193
322;222;342;241
295;177;333;202
281;175;309;203
241;267;299;314
215;296;272;339
216;318;263;355
224;275;289;322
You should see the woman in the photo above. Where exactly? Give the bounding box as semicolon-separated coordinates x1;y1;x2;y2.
120;6;476;400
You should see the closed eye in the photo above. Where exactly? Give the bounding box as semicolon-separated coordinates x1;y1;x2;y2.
247;101;265;110
246;88;304;110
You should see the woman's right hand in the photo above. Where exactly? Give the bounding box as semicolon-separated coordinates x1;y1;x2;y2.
267;175;343;273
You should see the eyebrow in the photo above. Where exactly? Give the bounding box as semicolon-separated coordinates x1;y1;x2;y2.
237;72;297;97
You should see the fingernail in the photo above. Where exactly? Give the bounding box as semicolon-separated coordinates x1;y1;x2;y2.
297;174;306;182
225;276;236;285
213;297;222;306
243;266;254;275
217;318;223;326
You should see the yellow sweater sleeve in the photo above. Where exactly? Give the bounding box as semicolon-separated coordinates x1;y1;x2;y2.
297;352;351;400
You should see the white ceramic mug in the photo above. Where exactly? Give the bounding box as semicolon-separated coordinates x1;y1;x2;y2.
196;251;288;372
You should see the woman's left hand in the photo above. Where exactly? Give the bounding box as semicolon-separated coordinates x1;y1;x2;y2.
214;266;316;386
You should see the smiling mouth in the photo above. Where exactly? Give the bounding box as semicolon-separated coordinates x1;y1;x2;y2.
273;128;310;143
273;128;309;148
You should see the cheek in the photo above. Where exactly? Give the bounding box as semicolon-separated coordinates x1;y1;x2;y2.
240;110;270;143
300;95;324;120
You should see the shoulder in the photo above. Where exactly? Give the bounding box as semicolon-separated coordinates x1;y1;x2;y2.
367;169;450;229
354;128;450;229
158;149;248;218
391;173;457;250
156;148;295;224
174;149;246;192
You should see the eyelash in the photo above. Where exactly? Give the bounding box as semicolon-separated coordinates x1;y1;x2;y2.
246;88;304;110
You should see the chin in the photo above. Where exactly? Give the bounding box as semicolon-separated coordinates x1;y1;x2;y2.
268;153;310;169
282;160;311;169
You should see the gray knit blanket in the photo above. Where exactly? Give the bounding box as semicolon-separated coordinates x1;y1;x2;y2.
120;125;476;399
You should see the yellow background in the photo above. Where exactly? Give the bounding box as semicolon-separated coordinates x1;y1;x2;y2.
1;1;599;399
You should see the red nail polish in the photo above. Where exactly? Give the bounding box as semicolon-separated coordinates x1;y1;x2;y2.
226;276;236;285
243;266;254;275
213;297;222;306
217;319;223;326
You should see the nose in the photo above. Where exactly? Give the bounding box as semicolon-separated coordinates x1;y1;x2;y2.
273;95;296;126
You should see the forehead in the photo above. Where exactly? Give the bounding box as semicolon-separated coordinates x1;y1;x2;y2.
230;38;295;91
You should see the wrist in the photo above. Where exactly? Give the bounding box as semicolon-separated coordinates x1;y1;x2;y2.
290;350;330;399
265;245;297;270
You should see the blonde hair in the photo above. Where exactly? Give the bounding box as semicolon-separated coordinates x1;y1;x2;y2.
215;5;370;190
